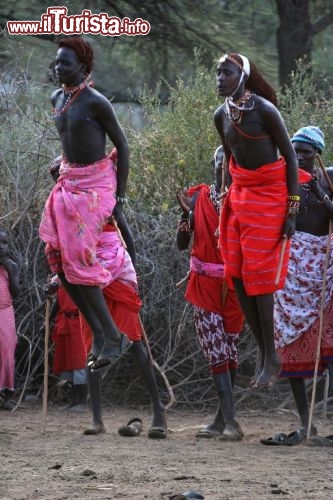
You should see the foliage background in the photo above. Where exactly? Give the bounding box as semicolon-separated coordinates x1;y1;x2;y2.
0;1;333;411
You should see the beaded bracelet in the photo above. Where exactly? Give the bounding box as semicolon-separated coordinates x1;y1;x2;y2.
287;200;300;209
287;198;300;215
288;194;301;201
288;206;299;215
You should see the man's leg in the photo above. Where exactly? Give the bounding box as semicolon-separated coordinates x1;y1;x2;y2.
327;363;333;396
233;278;265;383
289;377;316;435
254;293;281;388
213;371;243;441
83;365;107;435
130;341;167;437
198;368;239;437
58;274;124;369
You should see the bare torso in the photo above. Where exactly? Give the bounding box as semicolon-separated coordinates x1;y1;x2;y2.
52;87;112;164
297;167;333;236
215;95;291;170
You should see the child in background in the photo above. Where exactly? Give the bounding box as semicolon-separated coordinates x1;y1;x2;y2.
0;228;21;410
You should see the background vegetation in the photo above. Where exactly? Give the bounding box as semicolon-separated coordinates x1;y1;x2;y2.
0;1;332;412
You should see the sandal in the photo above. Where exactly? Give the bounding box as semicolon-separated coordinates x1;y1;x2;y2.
2;399;16;411
89;334;132;372
118;417;143;437
148;426;167;439
260;432;292;446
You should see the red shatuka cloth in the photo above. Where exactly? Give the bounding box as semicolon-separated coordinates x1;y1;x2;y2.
81;279;143;354
184;184;244;334
52;287;87;374
219;156;311;296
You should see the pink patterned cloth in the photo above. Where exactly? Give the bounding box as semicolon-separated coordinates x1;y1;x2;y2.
274;231;333;348
0;267;17;391
96;225;137;286
190;255;224;279
39;156;117;287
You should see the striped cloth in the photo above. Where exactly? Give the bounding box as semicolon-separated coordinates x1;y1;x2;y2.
219;156;290;295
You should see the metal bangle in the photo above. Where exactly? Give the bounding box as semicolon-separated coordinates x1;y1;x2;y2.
318;194;330;204
116;196;127;204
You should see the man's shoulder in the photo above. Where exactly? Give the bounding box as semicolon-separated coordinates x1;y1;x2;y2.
51;88;62;105
86;86;108;103
214;104;225;118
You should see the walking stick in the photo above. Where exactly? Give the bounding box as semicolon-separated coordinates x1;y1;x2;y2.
274;236;287;285
307;218;332;440
316;154;333;193
316;154;333;419
42;296;51;434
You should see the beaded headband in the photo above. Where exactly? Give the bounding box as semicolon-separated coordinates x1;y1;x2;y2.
219;53;250;77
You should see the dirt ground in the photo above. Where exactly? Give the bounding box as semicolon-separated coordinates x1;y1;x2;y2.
1;402;333;500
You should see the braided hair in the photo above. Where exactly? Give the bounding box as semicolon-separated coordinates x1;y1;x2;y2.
226;52;277;107
58;37;94;76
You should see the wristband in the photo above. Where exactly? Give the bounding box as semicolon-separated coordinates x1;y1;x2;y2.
288;194;300;201
116;196;127;204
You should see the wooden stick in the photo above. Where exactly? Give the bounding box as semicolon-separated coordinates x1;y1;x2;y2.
139;316;176;410
274;236;287;285
176;271;190;289
307;218;332;440
42;297;51;434
221;280;228;309
316;154;333;193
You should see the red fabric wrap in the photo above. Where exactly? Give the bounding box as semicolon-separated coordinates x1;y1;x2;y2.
52;287;87;375
185;184;244;333
81;279;142;354
219;156;291;295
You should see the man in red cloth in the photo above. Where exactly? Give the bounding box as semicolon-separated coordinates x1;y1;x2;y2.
214;52;300;388
50;283;88;411
176;147;244;441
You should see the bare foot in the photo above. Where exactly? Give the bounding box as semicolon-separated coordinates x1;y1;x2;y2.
253;357;281;389
83;423;106;435
218;420;244;441
196;422;224;438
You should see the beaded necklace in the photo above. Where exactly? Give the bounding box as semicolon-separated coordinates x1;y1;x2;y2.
300;167;320;216
53;78;89;117
225;89;254;124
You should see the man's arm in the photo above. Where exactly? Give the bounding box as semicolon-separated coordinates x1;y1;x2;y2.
214;106;232;186
94;95;129;199
176;191;197;251
260;101;298;238
1;259;20;298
